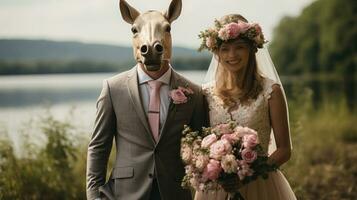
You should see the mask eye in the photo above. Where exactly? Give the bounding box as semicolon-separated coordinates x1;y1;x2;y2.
131;27;138;34
165;25;171;33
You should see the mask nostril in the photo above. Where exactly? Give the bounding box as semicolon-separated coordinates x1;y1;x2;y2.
154;43;163;53
140;45;148;54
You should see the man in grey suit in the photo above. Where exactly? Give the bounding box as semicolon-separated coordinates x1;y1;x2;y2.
86;0;208;199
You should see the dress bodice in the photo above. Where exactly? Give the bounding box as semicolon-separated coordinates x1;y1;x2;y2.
203;78;278;153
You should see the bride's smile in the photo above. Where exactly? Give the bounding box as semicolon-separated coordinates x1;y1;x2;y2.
226;59;240;65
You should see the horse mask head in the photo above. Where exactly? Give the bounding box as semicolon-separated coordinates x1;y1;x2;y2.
119;0;182;71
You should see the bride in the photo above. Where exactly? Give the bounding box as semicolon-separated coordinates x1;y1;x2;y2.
194;14;296;200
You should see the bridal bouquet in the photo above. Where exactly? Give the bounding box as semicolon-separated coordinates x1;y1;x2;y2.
180;121;277;199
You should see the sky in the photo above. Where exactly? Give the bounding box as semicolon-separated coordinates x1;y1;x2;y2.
0;0;313;48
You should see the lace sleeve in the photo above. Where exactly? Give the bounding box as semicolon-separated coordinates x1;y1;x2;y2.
202;82;214;96
264;78;281;100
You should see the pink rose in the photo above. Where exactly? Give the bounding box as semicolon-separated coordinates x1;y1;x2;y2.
237;21;250;33
178;86;194;94
225;23;240;39
241;148;258;163
233;126;246;137
237;160;254;180
243;127;258;135
213;123;233;135
218;27;230;41
237;167;254;180
221;133;240;144
169;87;192;104
206;36;216;49
202;159;222;180
235;126;257;137
209;139;232;160
201;134;217;148
242;133;259;148
252;23;262;34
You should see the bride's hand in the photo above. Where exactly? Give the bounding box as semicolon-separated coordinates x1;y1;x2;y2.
219;175;243;193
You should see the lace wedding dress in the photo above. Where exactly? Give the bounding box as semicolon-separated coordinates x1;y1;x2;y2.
194;78;296;200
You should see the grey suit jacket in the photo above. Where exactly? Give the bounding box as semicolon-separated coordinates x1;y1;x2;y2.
86;66;208;200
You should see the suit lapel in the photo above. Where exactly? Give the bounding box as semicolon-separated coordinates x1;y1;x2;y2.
126;66;156;145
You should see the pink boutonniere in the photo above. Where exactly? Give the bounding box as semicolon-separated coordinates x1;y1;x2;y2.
169;86;194;104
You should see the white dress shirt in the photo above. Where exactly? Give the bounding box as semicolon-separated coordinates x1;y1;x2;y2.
137;65;172;133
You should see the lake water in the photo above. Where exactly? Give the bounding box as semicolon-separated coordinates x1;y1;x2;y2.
0;71;205;147
0;71;355;148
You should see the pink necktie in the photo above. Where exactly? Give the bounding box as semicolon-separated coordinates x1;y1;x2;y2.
147;80;162;142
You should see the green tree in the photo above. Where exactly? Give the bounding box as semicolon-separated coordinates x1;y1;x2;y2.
270;0;356;76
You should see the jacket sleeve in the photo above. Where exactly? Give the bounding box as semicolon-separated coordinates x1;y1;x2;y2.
86;79;116;200
189;87;210;132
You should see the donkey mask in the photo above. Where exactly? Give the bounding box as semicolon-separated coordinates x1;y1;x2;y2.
119;0;182;71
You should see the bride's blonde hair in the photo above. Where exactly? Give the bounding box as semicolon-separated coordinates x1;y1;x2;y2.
214;14;263;109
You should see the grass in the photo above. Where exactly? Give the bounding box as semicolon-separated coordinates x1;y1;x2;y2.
282;86;357;200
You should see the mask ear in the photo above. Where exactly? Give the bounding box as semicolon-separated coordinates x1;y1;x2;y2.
119;0;140;24
164;0;182;23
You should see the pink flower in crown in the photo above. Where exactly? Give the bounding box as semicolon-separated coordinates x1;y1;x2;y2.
169;86;193;104
201;134;217;148
209;139;232;160
241;148;258;163
242;132;259;148
237;21;251;33
252;23;262;34
218;27;230;41
202;159;222;181
206;36;216;49
207;27;216;34
254;34;265;46
226;23;240;38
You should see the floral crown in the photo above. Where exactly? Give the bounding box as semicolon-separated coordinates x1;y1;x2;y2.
198;18;266;52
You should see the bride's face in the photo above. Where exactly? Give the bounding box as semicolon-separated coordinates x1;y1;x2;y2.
218;39;250;73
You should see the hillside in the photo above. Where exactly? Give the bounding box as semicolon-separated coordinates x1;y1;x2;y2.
0;39;207;62
0;39;210;74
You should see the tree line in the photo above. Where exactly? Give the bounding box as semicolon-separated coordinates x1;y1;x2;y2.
0;57;210;75
269;0;356;77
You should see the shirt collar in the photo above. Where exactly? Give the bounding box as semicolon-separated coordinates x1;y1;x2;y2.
137;64;172;85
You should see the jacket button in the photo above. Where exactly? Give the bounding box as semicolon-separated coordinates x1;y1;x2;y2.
149;173;153;178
